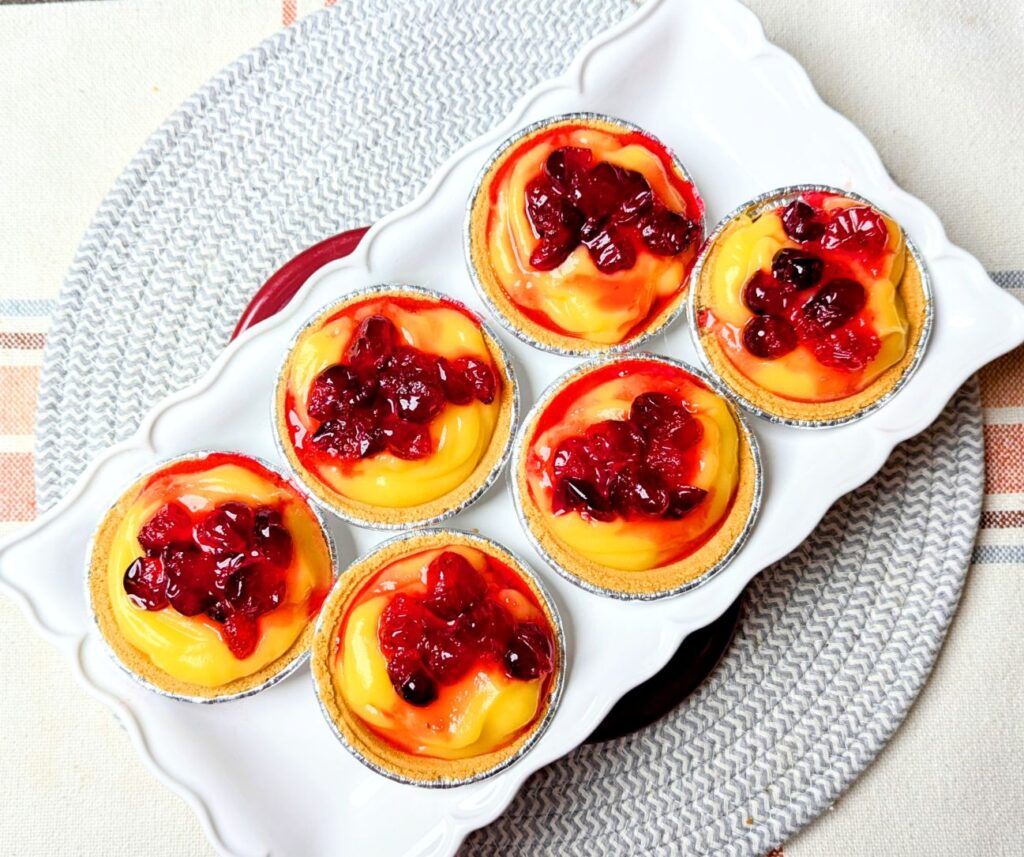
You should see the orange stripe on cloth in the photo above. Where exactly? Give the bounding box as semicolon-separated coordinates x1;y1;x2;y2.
765;850;784;857
984;423;1024;494
282;0;297;26
0;366;39;435
979;344;1024;408
324;0;337;6
0;452;35;521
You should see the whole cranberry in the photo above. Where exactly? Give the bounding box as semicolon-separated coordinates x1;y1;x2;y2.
780;199;825;242
525;175;582;238
436;356;475;405
503;623;554;681
452;356;497;404
743;270;793;316
665;485;708;519
800;278;866;332
345;314;397;372
194;505;251;555
820;206;888;256
771;248;823;290
742;315;798;359
223;613;259;660
123;556;168;611
629;392;684;434
639;208;695;256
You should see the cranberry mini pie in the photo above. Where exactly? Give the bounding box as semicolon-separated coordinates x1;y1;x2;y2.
87;451;335;701
311;530;563;786
513;355;760;599
274;286;517;528
691;186;931;425
467;113;704;353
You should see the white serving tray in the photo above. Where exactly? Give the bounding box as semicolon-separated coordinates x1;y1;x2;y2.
3;1;1023;855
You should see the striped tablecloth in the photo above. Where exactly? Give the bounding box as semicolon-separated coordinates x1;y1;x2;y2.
1;1;1022;856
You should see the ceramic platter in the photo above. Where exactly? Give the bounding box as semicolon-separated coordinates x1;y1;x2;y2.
3;1;1023;855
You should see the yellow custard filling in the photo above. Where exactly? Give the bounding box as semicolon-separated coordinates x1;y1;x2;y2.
488;127;691;344
706;197;909;401
106;463;332;688
333;546;548;760
528;373;741;571
287;303;501;508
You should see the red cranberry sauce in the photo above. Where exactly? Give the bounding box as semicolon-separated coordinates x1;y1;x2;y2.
123;455;316;660
531;361;709;525
290;297;499;466
362;549;556;708
738;193;890;370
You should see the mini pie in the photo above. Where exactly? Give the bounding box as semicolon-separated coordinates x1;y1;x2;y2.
274;286;517;528
691;186;931;425
87;451;335;701
467;113;705;354
311;530;563;786
513;354;760;599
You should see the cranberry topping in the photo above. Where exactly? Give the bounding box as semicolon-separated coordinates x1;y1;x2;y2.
742;315;799;359
811;328;881;371
375;552;554;704
223;613;259;660
307;364;375;421
800;278;866;333
424;551;486;620
821;206;889;255
345;315;396;372
303;314;498;463
523;145;695;273
743;271;793;316
781;200;825;242
548;391;707;524
123;557;168;611
137;501;192;555
504;623;554;681
123;499;297;659
639;208;697;256
738;199;889;371
771;248;823;290
386;650;438;707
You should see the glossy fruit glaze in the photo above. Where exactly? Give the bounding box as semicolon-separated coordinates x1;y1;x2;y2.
524;359;742;572
283;295;503;509
483;120;704;345
700;191;911;402
106;453;333;686
332;544;557;760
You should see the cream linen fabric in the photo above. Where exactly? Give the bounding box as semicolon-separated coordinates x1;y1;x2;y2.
0;1;1021;856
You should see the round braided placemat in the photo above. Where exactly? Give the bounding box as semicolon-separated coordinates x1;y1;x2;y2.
35;3;983;855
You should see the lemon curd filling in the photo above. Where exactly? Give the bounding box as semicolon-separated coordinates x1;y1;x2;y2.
106;462;332;688
333;546;550;760
486;126;695;344
705;197;909;402
527;366;741;571
286;301;501;508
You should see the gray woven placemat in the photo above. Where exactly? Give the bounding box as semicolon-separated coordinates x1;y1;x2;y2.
35;3;983;855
